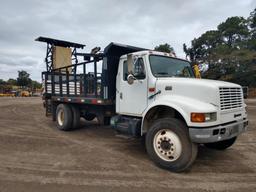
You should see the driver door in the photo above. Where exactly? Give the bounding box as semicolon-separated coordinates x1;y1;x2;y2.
119;57;148;116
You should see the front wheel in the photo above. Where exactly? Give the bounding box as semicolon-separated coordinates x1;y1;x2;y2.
204;137;237;150
145;118;198;172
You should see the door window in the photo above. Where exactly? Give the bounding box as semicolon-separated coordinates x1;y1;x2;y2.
123;58;145;81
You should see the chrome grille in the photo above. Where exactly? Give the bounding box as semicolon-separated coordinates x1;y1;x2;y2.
219;87;243;110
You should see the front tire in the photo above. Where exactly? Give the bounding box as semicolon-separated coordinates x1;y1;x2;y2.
56;104;73;131
204;137;237;150
145;118;198;172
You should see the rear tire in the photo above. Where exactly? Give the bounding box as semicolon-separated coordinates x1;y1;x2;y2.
145;118;198;172
71;105;80;129
56;104;73;131
204;137;237;150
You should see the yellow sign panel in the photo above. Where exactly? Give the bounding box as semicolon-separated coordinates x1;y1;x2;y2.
53;46;72;71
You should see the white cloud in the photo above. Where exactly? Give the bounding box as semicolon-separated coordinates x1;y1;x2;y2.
0;0;254;81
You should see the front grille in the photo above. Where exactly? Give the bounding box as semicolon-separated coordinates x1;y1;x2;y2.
219;87;243;110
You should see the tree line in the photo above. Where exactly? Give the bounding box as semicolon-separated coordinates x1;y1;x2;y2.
183;8;256;86
155;8;256;87
0;70;41;92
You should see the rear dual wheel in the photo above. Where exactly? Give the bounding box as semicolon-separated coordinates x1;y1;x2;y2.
56;104;80;131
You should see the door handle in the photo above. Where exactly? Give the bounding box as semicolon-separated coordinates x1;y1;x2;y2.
120;92;123;99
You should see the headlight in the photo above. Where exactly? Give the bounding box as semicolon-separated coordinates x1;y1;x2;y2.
191;112;216;123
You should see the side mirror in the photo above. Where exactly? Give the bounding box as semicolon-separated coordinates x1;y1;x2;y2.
127;74;136;85
127;54;134;74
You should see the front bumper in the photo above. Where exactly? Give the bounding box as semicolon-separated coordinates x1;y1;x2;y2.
189;119;248;143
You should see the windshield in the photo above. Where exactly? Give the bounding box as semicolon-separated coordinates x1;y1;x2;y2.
149;55;195;78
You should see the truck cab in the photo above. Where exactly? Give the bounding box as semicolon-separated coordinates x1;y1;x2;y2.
113;50;248;171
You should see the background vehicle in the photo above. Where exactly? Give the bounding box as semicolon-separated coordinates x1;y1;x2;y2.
21;90;30;97
36;37;248;172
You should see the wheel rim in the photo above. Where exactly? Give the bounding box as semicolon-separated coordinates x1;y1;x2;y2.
57;109;64;126
153;129;182;162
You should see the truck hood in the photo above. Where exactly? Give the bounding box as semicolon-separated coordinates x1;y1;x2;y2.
155;77;241;106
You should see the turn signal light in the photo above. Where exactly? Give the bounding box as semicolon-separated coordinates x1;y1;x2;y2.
191;113;205;122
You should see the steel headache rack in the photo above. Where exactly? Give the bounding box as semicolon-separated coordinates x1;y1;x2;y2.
36;37;145;105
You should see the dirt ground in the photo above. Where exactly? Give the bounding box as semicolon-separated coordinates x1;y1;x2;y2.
0;97;255;192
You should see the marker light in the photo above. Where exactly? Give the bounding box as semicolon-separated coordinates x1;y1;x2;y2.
191;113;217;123
191;113;205;122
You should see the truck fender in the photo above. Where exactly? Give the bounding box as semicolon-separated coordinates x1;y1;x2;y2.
141;95;217;135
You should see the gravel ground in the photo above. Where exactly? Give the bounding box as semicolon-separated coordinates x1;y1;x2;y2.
0;97;255;192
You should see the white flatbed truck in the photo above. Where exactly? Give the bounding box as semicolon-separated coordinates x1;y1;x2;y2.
36;37;248;172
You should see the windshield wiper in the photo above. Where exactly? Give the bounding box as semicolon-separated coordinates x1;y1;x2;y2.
155;72;172;77
156;72;168;75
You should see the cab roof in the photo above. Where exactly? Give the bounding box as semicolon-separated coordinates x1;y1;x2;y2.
118;50;189;63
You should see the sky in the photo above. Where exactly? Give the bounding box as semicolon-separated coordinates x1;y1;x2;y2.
0;0;255;81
